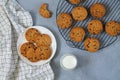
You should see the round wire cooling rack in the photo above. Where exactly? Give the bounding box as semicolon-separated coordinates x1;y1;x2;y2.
56;0;120;50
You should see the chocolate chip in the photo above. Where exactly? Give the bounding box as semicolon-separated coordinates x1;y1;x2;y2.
78;8;80;10
45;49;48;50
94;47;97;49
90;23;92;25
87;45;90;48
112;26;115;29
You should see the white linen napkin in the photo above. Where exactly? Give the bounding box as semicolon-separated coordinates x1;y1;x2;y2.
0;0;54;80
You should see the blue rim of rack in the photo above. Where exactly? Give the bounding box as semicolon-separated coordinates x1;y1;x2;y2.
56;0;119;50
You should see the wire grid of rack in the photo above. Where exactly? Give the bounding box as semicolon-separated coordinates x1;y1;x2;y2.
56;0;120;50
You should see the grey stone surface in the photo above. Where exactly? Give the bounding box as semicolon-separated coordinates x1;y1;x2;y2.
17;0;120;80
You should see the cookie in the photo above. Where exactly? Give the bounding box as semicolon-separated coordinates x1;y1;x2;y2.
25;28;41;42
72;6;88;21
70;27;85;42
105;21;120;36
34;51;42;61
26;47;36;62
35;46;52;60
57;13;72;29
26;49;44;62
35;34;51;47
27;55;39;62
84;38;100;52
20;42;35;57
69;0;82;4
88;20;103;34
90;3;106;18
39;3;51;18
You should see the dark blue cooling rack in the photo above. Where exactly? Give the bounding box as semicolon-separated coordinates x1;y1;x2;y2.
56;0;120;50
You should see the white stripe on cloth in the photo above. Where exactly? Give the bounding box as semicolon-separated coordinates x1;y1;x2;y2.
0;0;54;80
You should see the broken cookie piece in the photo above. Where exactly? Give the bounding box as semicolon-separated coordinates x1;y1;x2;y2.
39;3;52;18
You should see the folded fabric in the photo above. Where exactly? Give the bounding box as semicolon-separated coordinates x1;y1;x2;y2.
0;0;54;80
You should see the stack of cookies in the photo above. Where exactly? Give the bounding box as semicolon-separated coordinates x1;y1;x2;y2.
20;28;52;62
57;0;120;52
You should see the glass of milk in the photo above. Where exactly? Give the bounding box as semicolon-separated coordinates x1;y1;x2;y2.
60;54;77;70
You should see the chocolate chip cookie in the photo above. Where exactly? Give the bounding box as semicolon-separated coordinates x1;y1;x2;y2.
25;28;41;42
20;42;35;57
40;3;51;18
70;27;85;42
72;6;88;21
69;0;82;4
57;13;72;29
88;20;103;34
35;34;52;47
84;38;100;52
105;21;120;36
35;46;52;60
26;47;36;62
90;3;106;18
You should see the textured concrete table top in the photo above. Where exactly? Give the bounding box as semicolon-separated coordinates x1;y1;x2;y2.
18;0;120;80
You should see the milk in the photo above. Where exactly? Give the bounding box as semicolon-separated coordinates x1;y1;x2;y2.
60;54;77;70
